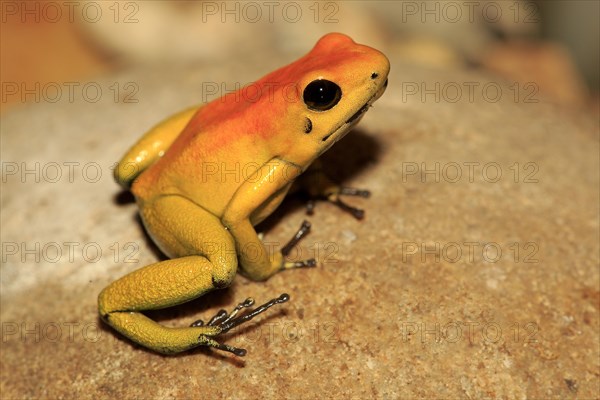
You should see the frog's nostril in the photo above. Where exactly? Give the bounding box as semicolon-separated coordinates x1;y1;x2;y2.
371;72;379;79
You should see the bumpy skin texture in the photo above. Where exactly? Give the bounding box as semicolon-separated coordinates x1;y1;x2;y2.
100;33;390;355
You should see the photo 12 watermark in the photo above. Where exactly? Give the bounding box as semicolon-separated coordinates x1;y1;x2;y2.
1;241;141;265
2;161;108;184
199;1;339;24
400;81;540;104
199;80;303;104
0;319;340;347
400;241;539;264
1;159;309;186
1;1;139;23
1;321;103;344
1;240;339;266
398;1;540;24
400;161;540;184
397;320;539;344
225;320;340;346
1;81;139;105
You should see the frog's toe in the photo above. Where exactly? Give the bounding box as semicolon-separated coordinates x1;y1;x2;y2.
277;220;317;270
327;196;365;220
280;220;311;257
339;186;370;198
198;335;247;357
217;293;289;334
306;186;370;219
283;259;317;270
196;294;290;357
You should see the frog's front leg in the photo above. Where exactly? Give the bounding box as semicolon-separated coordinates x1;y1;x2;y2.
298;159;370;219
98;195;287;355
222;158;315;281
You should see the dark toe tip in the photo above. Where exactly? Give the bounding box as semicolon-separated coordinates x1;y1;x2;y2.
279;293;290;302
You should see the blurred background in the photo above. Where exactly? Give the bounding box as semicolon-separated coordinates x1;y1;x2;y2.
1;0;598;114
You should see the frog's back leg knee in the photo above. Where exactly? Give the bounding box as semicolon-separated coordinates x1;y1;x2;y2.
98;195;237;353
114;106;199;188
98;254;231;354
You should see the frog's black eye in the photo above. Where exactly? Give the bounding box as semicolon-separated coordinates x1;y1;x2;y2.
303;79;342;111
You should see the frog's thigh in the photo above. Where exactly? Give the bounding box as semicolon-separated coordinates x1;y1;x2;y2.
101;195;237;312
98;196;237;353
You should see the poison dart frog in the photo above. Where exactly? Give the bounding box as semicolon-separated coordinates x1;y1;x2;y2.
99;33;389;356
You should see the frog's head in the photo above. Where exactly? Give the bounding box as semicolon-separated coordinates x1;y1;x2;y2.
267;32;389;169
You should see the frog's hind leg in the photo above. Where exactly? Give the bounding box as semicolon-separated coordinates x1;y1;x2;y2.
98;195;287;355
100;287;289;356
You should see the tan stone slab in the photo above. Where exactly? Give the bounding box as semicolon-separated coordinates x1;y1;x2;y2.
1;57;598;399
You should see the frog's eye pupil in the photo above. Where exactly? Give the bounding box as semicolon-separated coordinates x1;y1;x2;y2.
303;79;342;111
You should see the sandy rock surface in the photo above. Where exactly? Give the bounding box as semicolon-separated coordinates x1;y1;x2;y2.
1;55;598;399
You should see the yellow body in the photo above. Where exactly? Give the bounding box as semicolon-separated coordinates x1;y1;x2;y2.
99;33;390;355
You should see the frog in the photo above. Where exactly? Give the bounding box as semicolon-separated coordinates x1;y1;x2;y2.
99;32;390;356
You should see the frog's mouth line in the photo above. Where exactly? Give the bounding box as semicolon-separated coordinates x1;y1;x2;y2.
321;81;386;143
346;102;371;125
321;101;370;143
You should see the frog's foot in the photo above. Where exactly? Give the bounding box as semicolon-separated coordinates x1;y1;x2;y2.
280;220;316;270
306;186;370;220
190;293;290;356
